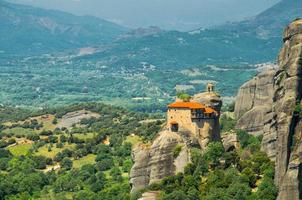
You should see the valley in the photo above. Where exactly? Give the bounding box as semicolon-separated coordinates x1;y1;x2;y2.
0;53;265;111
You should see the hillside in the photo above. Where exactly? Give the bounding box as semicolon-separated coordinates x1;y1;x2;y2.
89;0;302;69
0;100;277;200
0;0;128;55
0;0;301;109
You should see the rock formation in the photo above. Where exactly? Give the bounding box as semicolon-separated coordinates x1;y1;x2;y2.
193;83;222;144
130;85;222;194
234;68;278;160
234;68;276;135
130;130;190;193
221;133;240;152
273;19;302;200
235;19;302;200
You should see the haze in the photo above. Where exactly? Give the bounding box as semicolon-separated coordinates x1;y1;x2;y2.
8;0;280;31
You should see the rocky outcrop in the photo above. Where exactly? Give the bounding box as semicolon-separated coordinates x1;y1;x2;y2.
138;191;160;200
193;91;222;143
273;19;302;200
234;67;278;160
130;130;190;193
235;19;302;200
234;68;276;135
221;133;240;152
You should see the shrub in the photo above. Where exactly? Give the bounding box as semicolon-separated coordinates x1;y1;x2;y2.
173;145;182;158
60;158;73;170
176;93;191;102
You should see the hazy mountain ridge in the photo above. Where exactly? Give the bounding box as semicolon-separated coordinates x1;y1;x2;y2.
91;0;300;69
0;0;128;55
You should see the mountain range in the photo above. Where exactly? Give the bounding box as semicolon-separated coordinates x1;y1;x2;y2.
93;0;302;69
0;0;302;108
0;0;128;55
1;0;301;65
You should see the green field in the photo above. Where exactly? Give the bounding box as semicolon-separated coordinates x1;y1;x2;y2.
7;143;32;156
3;127;37;137
73;154;97;169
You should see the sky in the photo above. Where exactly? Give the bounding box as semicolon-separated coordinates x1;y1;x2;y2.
9;0;281;31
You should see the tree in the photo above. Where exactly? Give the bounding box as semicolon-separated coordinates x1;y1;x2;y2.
60;158;73;170
52;117;58;125
60;135;67;143
122;159;133;173
204;142;225;166
32;156;48;170
236;130;255;149
176;93;191;102
0;158;9;170
0;149;12;158
250;177;277;200
73;190;96;200
241;167;256;187
110;167;123;182
53;174;81;192
162;191;188;200
96;159;114;171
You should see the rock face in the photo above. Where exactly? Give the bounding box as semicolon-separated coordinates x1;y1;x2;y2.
235;19;302;200
234;68;276;135
273;19;302;200
221;133;240;152
193;89;222;144
130;130;190;193
234;68;278;160
138;191;160;200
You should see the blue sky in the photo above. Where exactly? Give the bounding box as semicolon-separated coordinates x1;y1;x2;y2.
9;0;281;31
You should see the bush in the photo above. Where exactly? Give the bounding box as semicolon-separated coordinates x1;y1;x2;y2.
204;142;225;166
220;115;236;132
176;93;191;102
32;156;48;170
60;158;73;170
110;167;123;182
96;159;114;171
173;145;182;158
26;134;40;141
162;190;188;200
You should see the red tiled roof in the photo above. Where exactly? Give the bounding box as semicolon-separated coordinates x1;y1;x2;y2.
204;107;216;114
168;102;205;109
168;101;217;114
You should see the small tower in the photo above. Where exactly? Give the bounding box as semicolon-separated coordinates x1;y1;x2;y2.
206;83;214;93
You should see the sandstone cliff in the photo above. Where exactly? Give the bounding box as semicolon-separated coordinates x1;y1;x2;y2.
130;130;190;193
273;19;302;200
234;68;278;160
235;19;302;200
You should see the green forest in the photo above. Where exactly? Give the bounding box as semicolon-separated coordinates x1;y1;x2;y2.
0;103;276;200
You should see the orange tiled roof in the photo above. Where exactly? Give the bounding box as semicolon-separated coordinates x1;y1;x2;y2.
204;107;216;114
168;102;206;109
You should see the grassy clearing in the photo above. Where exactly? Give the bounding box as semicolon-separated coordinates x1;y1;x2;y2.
73;154;96;169
125;135;142;146
73;132;96;140
7;143;32;156
34;115;57;131
2;127;37;137
35;143;75;158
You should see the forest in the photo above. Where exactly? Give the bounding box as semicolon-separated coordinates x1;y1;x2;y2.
0;103;276;200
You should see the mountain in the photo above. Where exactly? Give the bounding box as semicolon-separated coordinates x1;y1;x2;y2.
88;0;301;69
0;0;128;55
0;0;302;109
